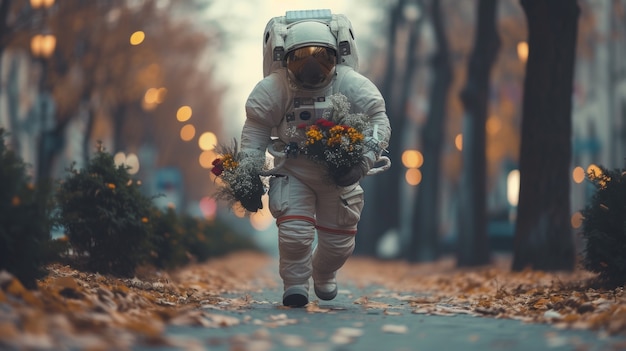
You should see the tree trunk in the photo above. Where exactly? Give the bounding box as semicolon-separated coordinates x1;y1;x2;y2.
408;0;451;262
512;0;579;271
357;0;407;256
457;0;500;267
0;0;10;136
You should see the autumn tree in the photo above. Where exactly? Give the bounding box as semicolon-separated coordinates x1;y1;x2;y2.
0;0;50;154
456;0;500;267
358;0;415;256
3;0;223;205
408;0;451;262
512;0;579;271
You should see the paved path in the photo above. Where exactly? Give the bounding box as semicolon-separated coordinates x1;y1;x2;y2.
139;281;626;351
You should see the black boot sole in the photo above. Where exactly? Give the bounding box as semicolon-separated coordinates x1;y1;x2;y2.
283;293;308;307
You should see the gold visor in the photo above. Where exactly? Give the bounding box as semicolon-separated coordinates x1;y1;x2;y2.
287;46;336;89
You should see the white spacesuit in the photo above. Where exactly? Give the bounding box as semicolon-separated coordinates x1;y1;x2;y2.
240;11;391;307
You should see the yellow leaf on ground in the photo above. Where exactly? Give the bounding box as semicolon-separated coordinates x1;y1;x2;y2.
0;321;19;339
5;278;43;308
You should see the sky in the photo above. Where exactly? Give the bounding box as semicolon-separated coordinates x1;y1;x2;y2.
204;0;379;139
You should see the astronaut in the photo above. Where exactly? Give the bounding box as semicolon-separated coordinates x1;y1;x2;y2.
239;13;391;307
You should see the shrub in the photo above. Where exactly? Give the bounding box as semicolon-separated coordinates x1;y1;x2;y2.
581;166;626;287
150;206;259;268
150;206;190;269
0;128;59;289
56;144;153;276
180;214;258;262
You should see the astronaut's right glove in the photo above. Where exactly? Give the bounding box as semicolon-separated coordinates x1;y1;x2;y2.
333;151;377;187
233;174;265;212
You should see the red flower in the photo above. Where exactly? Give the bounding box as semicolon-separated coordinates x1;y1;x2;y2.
297;122;308;129
211;158;224;176
316;119;335;128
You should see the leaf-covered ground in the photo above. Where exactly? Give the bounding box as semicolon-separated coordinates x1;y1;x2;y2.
1;251;625;350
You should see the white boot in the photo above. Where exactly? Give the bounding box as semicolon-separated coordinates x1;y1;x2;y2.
312;231;355;301
278;220;315;307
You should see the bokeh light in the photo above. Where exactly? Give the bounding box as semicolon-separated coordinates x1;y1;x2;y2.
113;152;140;175
180;124;196;141
571;211;584;229
125;153;140;174
572;166;585;184
507;169;520;206
232;204;246;218
114;152;126;166
130;31;145;45
199;150;217;169
587;164;602;178
401;150;423;169
486;115;502;135
156;87;167;103
177;106;192;122
405;168;422;186
199;196;217;220
517;41;529;62
250;196;273;231
455;133;463;151
199;132;217;151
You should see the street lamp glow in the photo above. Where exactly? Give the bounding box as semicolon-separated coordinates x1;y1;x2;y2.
571;211;583;229
130;31;145;45
176;106;192;122
199;150;217;168
405;168;422;186
401;149;423;168
30;34;56;58
144;88;159;104
455;133;463;151
586;164;602;178
250;196;273;231
114;152;126;166
30;0;55;9
507;169;520;207
198;132;217;151
156;87;167;103
126;153;140;174
517;41;529;62
572;166;585;184
180;124;195;141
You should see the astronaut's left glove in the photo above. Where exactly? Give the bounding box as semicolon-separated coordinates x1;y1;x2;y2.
334;151;377;187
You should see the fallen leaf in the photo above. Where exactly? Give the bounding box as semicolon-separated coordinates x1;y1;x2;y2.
381;324;408;334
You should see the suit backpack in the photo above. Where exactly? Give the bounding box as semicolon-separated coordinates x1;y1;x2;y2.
262;9;360;78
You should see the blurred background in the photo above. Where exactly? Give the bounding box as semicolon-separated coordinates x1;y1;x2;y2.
1;0;624;260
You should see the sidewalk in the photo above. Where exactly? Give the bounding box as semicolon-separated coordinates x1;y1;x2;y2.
154;253;626;351
155;283;626;351
2;251;626;350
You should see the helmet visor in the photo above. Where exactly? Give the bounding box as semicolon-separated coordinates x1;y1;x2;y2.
287;46;336;89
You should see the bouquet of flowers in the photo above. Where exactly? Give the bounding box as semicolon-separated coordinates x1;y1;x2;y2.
297;93;370;184
210;140;266;213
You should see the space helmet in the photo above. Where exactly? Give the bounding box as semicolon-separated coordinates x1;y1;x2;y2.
284;20;338;90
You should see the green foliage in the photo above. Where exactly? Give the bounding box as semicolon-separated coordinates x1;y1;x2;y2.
1;128;257;280
0;128;59;289
581;166;626;287
56;144;154;277
150;206;259;268
180;214;258;262
149;206;190;269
